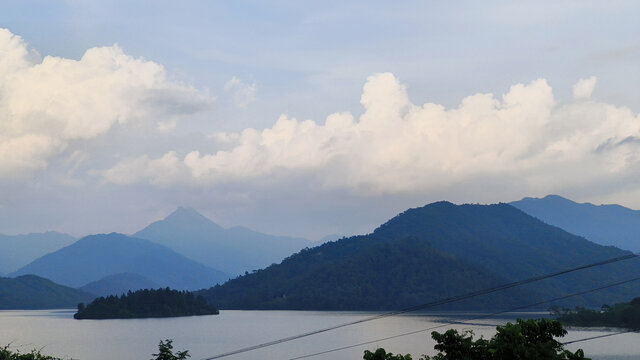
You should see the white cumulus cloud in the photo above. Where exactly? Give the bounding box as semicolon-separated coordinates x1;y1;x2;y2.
102;73;640;197
572;76;597;99
224;76;257;108
0;28;213;178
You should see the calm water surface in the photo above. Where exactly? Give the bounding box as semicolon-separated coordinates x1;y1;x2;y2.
0;310;638;360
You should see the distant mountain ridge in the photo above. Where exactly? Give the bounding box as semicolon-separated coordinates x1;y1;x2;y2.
79;273;162;297
11;233;231;290
134;207;312;275
201;201;640;310
0;232;76;274
511;195;640;252
0;275;93;309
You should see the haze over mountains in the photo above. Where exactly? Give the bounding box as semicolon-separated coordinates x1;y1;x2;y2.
511;195;640;252
11;233;231;290
0;232;76;275
134;207;312;275
202;202;640;310
79;273;161;297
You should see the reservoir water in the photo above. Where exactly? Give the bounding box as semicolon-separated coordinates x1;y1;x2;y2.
0;310;638;360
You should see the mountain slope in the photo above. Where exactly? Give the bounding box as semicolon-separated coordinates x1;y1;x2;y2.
11;233;231;290
511;195;640;252
0;232;76;274
134;207;312;275
79;273;162;297
201;202;640;310
202;235;533;310
0;275;93;309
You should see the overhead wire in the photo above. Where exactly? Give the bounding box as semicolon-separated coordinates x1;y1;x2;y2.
200;253;638;360
562;331;635;345
288;276;640;360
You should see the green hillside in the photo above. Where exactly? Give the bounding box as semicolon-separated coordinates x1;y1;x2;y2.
0;275;94;309
202;235;534;310
201;202;640;310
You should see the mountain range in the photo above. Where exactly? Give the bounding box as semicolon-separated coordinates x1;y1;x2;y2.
10;233;231;290
0;232;76;275
5;199;640;310
511;195;640;252
134;206;312;275
201;201;640;310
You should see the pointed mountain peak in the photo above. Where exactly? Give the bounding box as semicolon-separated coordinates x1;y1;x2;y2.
170;206;204;218
146;206;224;233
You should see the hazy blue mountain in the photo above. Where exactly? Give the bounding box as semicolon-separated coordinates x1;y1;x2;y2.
511;194;640;252
11;233;231;290
134;207;312;275
0;274;93;309
79;272;162;297
0;232;76;274
202;202;640;310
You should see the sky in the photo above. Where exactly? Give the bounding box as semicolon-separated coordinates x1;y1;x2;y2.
1;1;640;240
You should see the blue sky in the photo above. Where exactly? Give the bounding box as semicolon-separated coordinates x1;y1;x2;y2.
1;1;640;239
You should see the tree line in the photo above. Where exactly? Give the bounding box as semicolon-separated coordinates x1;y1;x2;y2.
552;296;640;329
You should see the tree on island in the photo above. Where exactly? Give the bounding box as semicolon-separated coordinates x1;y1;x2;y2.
366;319;589;360
75;287;219;319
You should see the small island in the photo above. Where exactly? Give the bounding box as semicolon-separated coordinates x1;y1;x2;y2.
552;297;640;330
74;287;219;319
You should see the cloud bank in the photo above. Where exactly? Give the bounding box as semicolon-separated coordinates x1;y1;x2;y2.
103;73;640;196
0;28;212;178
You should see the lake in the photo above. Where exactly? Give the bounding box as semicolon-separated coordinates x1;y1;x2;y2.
0;310;638;360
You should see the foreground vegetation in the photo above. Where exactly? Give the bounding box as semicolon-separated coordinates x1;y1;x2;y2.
74;288;219;319
1;339;189;360
365;319;589;360
0;346;62;360
553;296;640;329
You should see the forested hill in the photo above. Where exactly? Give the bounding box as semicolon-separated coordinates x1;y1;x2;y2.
0;275;93;309
200;202;640;311
201;235;534;310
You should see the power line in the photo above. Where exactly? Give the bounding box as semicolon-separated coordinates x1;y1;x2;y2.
201;253;638;360
562;330;634;345
288;276;640;360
